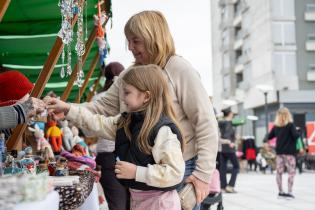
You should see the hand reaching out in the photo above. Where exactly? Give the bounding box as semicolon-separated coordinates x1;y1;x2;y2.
43;96;70;120
20;97;46;119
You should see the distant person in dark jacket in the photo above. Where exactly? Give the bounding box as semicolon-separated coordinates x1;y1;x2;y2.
218;107;239;193
267;107;298;199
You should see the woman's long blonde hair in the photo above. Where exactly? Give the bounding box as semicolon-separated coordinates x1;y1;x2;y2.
119;64;183;154
274;107;293;127
124;10;176;68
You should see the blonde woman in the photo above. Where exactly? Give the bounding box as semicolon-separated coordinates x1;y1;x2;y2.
46;65;185;209
267;107;298;199
49;11;218;209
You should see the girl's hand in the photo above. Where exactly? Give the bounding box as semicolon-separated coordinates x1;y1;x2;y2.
43;96;70;120
115;161;137;179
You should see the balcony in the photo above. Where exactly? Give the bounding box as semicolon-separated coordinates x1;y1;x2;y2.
273;42;297;51
234;55;245;73
305;4;315;21
233;13;242;26
233;0;249;26
235;63;244;73
305;36;315;51
234;39;243;50
307;71;315;81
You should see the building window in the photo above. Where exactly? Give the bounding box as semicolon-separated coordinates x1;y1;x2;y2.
309;64;315;71
307;34;315;41
222;30;229;48
271;0;295;18
223;53;230;68
235;49;242;63
272;52;296;75
221;7;229;21
223;74;231;92
236;72;243;83
272;22;296;46
306;4;315;12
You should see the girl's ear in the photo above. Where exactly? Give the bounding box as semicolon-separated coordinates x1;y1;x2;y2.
143;91;151;104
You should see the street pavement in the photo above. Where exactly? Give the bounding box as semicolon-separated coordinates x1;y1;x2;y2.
216;171;315;210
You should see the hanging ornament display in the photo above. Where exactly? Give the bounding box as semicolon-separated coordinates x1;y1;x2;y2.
60;49;65;78
85;0;88;41
58;0;87;87
74;0;86;87
58;0;74;78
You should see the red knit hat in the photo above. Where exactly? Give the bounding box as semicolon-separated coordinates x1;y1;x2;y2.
0;70;34;107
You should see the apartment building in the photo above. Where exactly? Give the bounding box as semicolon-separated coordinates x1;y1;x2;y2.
211;0;315;145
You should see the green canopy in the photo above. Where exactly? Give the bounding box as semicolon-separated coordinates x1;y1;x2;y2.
0;0;112;102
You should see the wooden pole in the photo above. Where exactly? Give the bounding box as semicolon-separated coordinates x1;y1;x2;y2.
6;14;80;150
61;27;97;101
86;77;101;102
0;0;10;22
75;52;99;103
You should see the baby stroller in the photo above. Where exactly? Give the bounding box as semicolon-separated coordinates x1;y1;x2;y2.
201;169;223;210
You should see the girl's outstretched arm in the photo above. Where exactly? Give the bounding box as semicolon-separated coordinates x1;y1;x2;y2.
45;96;118;140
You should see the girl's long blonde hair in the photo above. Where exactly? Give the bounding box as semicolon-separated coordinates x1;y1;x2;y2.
119;64;183;154
124;10;175;68
274;107;293;127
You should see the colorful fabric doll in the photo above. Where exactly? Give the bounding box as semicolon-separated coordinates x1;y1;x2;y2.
46;120;63;154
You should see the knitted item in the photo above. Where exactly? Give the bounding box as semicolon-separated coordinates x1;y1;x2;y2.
46;120;63;153
0;70;34;106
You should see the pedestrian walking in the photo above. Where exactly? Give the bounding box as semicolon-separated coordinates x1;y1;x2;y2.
267;107;299;199
218;107;239;193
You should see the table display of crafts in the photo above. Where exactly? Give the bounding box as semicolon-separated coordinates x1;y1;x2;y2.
0;117;98;210
0;0;110;209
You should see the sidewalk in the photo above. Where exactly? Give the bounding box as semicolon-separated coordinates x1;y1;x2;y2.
218;171;315;210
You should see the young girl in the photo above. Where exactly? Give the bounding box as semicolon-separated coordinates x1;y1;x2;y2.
45;64;185;209
267;107;298;199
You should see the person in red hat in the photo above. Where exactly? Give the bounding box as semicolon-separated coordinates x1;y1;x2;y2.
0;70;46;132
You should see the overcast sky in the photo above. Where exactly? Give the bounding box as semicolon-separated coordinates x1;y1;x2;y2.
105;0;213;96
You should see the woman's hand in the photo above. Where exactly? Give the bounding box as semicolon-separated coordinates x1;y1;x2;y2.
43;96;70;120
115;161;137;179
185;174;210;205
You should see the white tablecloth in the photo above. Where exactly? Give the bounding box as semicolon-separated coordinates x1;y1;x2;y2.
13;191;59;210
76;183;99;210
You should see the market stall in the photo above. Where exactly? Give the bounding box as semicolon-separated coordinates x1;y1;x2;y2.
0;0;111;209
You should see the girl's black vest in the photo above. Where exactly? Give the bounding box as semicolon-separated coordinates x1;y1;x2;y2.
114;112;183;191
